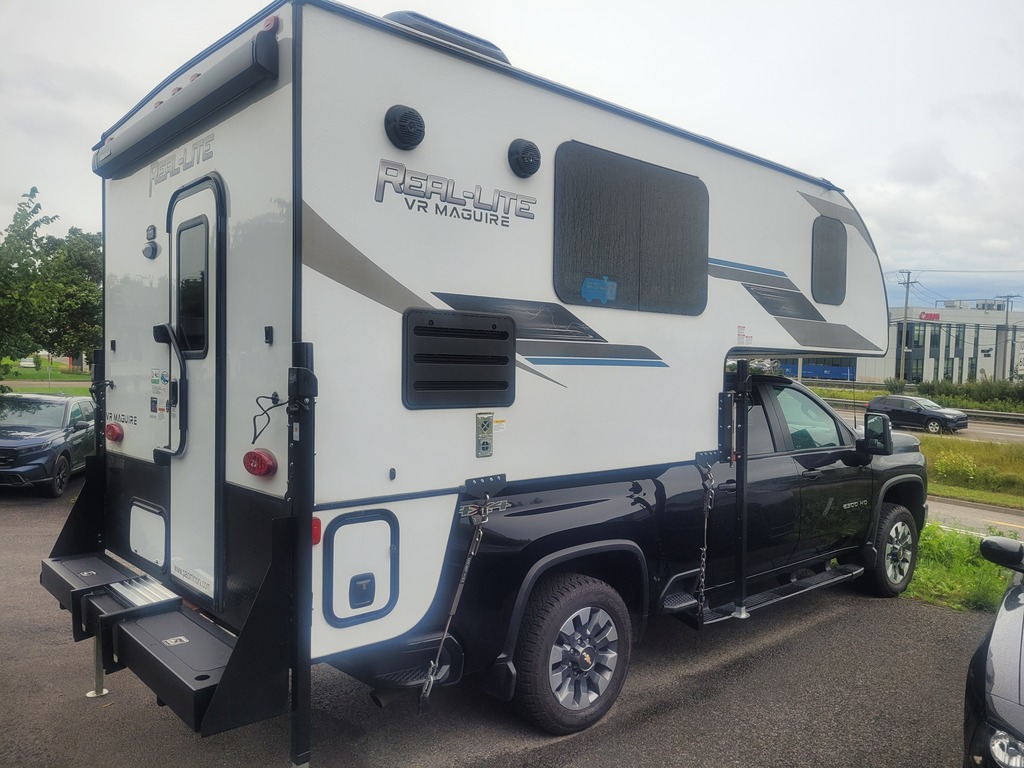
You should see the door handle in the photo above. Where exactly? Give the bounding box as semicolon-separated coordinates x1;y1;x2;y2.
801;470;822;480
152;323;188;466
716;480;737;494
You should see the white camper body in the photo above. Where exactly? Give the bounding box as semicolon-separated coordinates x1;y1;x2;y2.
43;1;890;762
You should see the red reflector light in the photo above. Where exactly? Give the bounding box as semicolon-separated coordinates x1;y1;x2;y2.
243;448;277;477
312;517;322;546
104;423;124;442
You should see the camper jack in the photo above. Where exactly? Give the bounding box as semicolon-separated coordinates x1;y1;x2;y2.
41;2;926;764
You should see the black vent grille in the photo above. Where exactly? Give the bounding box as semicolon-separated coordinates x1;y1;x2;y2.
403;308;515;409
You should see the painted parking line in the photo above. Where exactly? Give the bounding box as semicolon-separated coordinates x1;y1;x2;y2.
984;519;1024;531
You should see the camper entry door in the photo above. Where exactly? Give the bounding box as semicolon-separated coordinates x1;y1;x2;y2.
164;178;224;604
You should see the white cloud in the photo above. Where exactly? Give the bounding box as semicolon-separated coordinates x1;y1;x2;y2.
1;0;1022;309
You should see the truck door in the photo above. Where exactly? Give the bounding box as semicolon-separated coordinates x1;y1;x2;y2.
765;384;872;557
707;386;801;578
159;176;225;605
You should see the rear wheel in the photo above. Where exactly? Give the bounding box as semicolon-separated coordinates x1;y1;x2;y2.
514;573;631;735
863;503;918;597
925;419;942;434
44;454;71;498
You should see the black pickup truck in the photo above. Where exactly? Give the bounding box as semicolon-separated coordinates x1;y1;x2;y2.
337;374;928;734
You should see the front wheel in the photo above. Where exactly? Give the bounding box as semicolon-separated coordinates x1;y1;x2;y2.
513;573;631;735
44;454;71;498
863;503;918;597
925;418;942;434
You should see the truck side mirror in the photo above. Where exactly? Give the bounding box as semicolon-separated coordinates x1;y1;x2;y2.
856;413;893;456
981;536;1024;572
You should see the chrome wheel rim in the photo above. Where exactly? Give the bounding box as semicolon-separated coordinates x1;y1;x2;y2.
548;606;619;711
926;421;941;434
885;520;913;584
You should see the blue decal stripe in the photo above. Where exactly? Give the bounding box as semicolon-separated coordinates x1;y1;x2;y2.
526;357;669;367
708;258;787;277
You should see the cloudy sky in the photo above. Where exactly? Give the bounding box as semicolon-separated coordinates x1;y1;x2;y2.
2;0;1022;310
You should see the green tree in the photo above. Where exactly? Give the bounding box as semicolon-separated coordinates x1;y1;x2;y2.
0;188;56;387
33;228;103;360
0;188;102;388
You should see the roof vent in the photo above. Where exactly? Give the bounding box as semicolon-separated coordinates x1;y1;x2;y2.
385;11;510;64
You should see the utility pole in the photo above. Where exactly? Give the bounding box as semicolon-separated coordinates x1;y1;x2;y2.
897;270;918;381
995;294;1020;380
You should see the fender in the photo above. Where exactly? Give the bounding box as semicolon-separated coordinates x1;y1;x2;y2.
857;473;927;569
873;473;927;530
479;539;648;701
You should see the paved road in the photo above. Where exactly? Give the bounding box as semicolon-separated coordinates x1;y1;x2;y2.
930;495;1024;535
0;480;993;768
837;409;1024;444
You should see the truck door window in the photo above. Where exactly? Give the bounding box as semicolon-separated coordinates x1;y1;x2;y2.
553;141;708;316
747;393;775;456
177;217;209;357
772;386;840;450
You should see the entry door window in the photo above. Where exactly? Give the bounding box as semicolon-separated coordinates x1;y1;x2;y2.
177;217;209;357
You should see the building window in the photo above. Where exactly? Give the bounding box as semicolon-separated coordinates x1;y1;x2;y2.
554;141;709;316
911;358;924;382
913;323;925;348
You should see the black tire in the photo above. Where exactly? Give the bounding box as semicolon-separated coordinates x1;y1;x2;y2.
863;503;918;597
45;453;71;498
925;419;942;434
513;573;631;735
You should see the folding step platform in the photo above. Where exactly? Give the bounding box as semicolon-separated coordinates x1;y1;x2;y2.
669;563;865;629
40;551;288;735
117;607;236;731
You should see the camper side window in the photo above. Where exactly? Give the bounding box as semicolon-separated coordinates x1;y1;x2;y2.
553;141;709;316
177;218;209;357
811;215;847;305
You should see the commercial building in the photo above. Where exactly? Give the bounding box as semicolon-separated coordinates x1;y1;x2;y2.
780;301;1024;383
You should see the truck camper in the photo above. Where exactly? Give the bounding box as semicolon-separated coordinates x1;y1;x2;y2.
41;2;926;764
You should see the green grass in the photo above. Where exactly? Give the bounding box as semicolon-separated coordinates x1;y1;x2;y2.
810;386;885;403
14;386;93;397
918;435;1024;510
0;358;89;382
904;523;1012;612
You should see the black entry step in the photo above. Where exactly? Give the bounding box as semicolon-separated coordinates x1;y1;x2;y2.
674;563;864;629
116;607;237;731
41;552;180;642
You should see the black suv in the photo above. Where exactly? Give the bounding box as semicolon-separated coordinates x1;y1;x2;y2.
866;394;968;434
0;394;97;497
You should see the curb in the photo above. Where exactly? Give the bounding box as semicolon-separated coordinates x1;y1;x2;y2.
928;495;1024;517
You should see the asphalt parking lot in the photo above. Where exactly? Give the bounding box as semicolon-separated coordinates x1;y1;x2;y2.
1;478;993;767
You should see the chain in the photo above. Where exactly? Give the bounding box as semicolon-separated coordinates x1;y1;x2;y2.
696;464;715;625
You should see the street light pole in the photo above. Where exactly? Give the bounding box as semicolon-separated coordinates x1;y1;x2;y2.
995;294;1020;380
898;270;917;381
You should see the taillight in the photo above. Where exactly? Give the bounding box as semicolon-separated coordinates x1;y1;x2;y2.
104;423;124;442
242;448;277;477
312;517;322;546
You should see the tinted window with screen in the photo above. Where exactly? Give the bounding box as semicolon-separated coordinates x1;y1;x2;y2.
177;218;208;356
811;215;847;305
554;141;709;316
